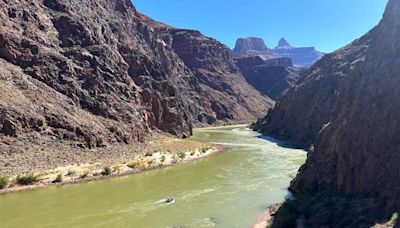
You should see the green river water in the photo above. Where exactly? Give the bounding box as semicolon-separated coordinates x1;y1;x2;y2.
0;125;306;228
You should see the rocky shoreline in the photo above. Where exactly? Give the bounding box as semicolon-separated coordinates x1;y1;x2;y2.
252;203;282;228
0;137;224;195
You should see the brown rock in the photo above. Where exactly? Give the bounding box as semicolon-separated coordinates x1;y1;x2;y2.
259;0;400;226
236;56;300;99
0;0;273;174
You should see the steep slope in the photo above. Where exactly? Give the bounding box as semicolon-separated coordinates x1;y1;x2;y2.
139;16;274;124
0;0;272;175
235;56;301;99
259;0;400;226
252;39;368;147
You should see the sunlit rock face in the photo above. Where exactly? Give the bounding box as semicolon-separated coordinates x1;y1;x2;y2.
233;37;324;68
0;0;273;150
273;38;325;68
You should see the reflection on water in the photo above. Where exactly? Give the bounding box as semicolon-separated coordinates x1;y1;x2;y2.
0;124;306;228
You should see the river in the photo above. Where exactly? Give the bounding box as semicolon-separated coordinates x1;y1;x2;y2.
0;124;306;228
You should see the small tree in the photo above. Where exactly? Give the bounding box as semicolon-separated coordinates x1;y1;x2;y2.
178;152;186;159
53;174;63;183
0;176;9;189
101;166;112;176
160;155;166;163
80;172;89;179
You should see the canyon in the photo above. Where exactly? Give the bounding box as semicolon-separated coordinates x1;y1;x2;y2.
1;0;397;227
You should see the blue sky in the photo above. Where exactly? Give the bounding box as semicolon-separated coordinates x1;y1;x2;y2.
132;0;388;53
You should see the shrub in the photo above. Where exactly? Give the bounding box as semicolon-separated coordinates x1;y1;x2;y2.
80;172;89;179
145;151;154;157
0;176;9;189
93;172;101;177
112;164;122;173
178;152;186;159
101;166;112;176
201;147;208;153
190;151;195;156
147;160;154;166
67;169;77;176
389;212;399;226
172;154;178;164
127;161;141;169
160;155;166;163
53;174;63;183
16;173;38;185
37;172;49;178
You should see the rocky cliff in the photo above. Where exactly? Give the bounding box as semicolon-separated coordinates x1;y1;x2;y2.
273;38;325;68
138;15;274;125
0;0;272;175
232;37;270;53
232;37;324;68
235;56;300;99
260;0;400;226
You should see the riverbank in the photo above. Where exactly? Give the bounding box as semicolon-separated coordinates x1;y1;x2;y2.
0;136;223;194
252;203;282;228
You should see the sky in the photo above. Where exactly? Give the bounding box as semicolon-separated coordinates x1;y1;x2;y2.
132;0;388;53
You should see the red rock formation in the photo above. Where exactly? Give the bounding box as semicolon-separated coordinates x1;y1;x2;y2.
0;0;272;169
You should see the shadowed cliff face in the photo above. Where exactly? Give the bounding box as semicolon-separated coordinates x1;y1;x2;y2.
292;0;400;199
259;0;400;226
0;0;272;151
235;56;301;100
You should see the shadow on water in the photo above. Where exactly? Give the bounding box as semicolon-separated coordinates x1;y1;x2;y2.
256;135;306;150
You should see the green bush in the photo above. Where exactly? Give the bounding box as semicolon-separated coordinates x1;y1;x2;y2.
145;151;154;157
178;152;186;159
190;151;195;156
67;169;77;176
172;154;178;164
201;147;208;153
53;174;63;183
79;172;89;179
101;166;112;176
0;176;9;189
127;161;140;169
113;164;122;173
16;173;38;185
160;155;166;163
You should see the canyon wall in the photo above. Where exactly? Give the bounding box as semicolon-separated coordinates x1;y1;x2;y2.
258;0;400;226
0;0;272;174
